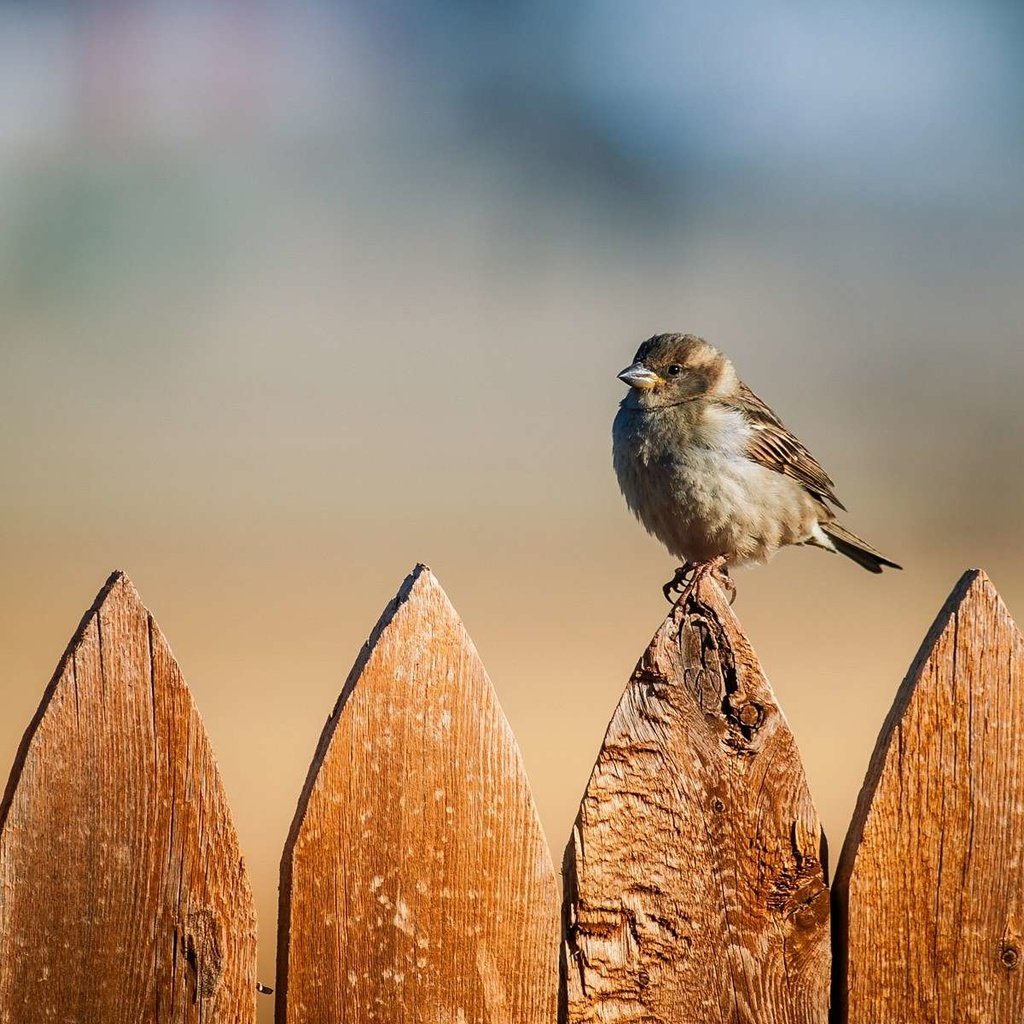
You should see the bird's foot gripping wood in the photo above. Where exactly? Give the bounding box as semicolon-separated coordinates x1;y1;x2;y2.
663;556;736;605
663;564;698;602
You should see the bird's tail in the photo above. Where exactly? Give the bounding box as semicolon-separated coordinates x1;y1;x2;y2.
823;523;902;574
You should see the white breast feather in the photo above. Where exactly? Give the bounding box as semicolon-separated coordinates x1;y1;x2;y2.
614;402;818;566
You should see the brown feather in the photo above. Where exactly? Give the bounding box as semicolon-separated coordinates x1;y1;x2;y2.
717;382;847;512
823;522;903;570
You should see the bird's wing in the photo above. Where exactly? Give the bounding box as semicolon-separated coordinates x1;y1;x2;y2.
722;382;847;511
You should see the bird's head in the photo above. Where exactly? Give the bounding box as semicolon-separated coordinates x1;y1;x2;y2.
617;333;737;409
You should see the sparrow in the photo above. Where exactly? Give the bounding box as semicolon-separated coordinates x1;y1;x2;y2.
612;333;901;601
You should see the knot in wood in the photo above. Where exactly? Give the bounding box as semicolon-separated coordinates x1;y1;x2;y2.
737;702;765;729
792;890;829;931
1001;943;1020;970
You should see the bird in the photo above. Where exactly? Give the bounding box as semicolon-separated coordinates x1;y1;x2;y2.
612;333;901;602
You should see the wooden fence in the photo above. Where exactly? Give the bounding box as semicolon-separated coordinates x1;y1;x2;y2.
0;563;1021;1023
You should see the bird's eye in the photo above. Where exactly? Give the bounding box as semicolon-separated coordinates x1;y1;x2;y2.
666;364;683;377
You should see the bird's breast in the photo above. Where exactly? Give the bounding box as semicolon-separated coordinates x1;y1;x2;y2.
614;403;751;518
613;403;809;563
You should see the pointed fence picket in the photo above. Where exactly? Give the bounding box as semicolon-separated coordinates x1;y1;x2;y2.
0;565;1022;1024
561;576;830;1023
0;572;257;1024
276;564;560;1023
833;569;1024;1023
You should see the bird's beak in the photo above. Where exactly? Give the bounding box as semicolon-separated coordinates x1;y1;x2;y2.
617;363;660;391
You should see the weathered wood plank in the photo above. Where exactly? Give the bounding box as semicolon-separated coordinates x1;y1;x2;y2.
277;564;559;1023
833;569;1024;1023
0;571;257;1023
562;576;830;1024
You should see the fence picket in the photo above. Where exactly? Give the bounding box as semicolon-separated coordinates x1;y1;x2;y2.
0;571;257;1023
833;569;1024;1022
562;576;830;1024
7;563;1023;1023
277;563;559;1023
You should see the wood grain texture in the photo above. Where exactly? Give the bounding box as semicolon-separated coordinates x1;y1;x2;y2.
277;564;559;1024
834;569;1024;1024
562;576;829;1024
0;571;257;1024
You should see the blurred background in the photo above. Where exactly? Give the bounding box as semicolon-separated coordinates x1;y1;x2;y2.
2;0;1023;1012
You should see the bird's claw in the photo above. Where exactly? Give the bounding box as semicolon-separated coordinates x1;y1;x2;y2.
716;563;737;605
663;557;737;605
663;564;697;602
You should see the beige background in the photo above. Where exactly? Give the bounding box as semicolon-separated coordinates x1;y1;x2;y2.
2;2;1024;1017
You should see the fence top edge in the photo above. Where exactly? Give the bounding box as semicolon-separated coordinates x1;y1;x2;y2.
277;563;438;867
0;569;141;831
832;566;1008;894
563;572;775;854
